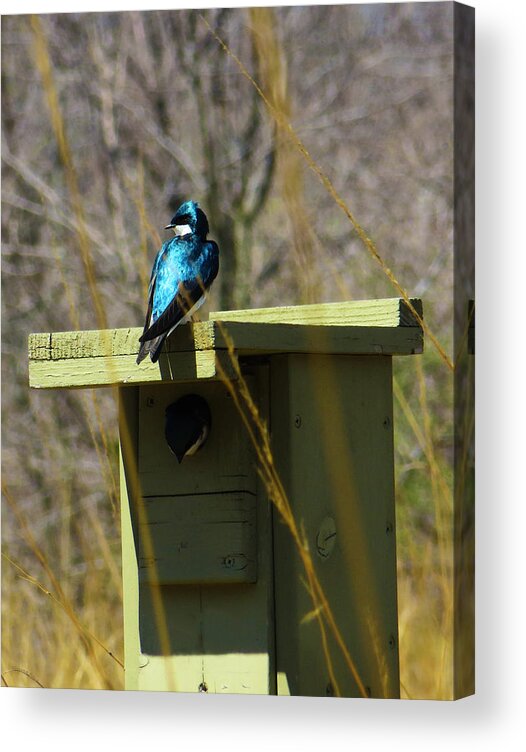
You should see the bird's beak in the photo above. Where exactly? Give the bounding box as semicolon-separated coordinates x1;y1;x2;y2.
164;223;175;230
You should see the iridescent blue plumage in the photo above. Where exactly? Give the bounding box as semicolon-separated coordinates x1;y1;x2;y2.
136;201;219;364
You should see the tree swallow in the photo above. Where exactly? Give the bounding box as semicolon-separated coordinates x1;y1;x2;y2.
136;200;219;364
165;394;212;463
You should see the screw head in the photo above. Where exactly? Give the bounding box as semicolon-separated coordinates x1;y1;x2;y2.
386;521;394;535
294;415;302;428
146;397;155;407
388;634;396;650
383;416;391;429
198;682;208;693
224;556;235;569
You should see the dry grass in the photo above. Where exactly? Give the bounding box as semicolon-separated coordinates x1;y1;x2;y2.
2;485;124;690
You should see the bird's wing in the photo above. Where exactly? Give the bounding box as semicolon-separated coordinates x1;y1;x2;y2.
139;248;163;337
203;240;219;287
139;277;204;343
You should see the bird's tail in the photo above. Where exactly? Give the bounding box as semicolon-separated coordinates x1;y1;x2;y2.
136;333;168;365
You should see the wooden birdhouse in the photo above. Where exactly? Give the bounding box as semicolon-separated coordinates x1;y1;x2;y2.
28;297;423;697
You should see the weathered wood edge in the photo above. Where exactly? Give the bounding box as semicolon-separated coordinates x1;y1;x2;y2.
29;322;422;361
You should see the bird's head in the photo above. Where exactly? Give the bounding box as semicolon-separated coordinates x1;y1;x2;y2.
165;200;209;239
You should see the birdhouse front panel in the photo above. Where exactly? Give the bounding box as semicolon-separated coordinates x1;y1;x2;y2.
135;382;259;587
119;369;275;694
137;381;257;496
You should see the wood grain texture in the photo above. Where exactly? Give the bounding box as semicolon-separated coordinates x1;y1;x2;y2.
29;350;236;389
29;321;421;367
210;297;422;327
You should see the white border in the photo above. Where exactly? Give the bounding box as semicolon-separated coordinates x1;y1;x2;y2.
2;1;526;750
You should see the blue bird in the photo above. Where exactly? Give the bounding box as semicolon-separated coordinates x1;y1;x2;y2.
136;201;219;364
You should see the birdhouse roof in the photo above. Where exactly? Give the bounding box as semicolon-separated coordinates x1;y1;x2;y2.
28;297;423;390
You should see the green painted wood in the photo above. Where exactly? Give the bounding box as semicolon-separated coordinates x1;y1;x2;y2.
120;373;275;694
209;297;422;327
137;381;256;497
29;349;236;389
270;354;400;699
138;493;257;585
118;386;141;691
193;321;421;356
28;297;422;362
28;299;422;361
28;298;423;389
